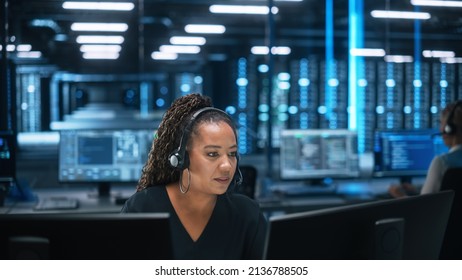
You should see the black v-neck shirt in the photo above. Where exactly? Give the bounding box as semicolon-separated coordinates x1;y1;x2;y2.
121;186;268;260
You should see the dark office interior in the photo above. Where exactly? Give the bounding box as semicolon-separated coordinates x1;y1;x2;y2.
1;0;462;260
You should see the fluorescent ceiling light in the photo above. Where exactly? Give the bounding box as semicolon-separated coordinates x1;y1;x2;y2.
151;51;178;60
422;50;455;58
159;45;201;54
384;55;414;63
76;35;125;44
440;57;462;63
350;48;386;57
71;23;128;32
63;1;135;11
370;10;431;20
209;5;278;15
0;44;16;51
411;0;462;7
170;36;206;45
16;51;42;58
16;44;32;52
82;52;119;59
251;46;291;55
185;24;226;34
80;44;122;53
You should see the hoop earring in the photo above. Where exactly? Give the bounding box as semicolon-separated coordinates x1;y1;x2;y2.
179;168;191;194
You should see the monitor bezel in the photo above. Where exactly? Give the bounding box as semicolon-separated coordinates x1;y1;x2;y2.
264;190;454;260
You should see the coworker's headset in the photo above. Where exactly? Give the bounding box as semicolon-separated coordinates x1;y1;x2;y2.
444;100;462;135
168;107;243;186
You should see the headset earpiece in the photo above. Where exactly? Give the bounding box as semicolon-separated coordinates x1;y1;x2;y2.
444;100;462;135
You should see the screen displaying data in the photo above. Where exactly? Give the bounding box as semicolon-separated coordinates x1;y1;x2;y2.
373;129;448;177
279;129;359;180
59;129;155;183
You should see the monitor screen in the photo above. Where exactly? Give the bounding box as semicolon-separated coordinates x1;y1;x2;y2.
373;129;449;178
264;190;454;260
0;131;15;181
59;129;154;183
279;129;359;180
0;213;172;260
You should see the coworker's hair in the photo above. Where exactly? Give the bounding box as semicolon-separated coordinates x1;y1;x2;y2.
136;93;236;191
442;100;462;135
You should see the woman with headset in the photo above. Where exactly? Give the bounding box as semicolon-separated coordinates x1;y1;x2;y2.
389;100;462;197
121;93;267;259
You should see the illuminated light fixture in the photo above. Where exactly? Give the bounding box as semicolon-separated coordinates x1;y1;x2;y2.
422;50;455;58
82;52;119;59
76;35;125;44
71;23;128;32
16;51;42;58
251;46;291;55
185;24;225;34
1;44;16;51
384;55;414;63
370;10;431;20
210;5;278;14
350;48;386;57
80;44;122;52
159;45;201;54
440;57;462;63
411;0;462;7
62;1;135;11
151;51;178;60
169;36;206;45
16;44;32;52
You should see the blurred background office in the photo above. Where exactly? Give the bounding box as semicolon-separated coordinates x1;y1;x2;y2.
1;0;461;209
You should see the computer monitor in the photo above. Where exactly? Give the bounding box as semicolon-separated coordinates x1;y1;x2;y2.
264;190;454;260
58;129;155;196
373;129;449;182
0;213;172;259
279;129;360;183
0;131;16;182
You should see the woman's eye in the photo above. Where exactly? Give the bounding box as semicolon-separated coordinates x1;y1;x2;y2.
229;151;237;157
208;152;219;157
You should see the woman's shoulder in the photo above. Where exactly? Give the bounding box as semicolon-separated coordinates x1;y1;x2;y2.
121;186;167;212
223;193;261;215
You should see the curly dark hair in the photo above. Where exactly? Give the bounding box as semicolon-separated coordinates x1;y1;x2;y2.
136;93;237;191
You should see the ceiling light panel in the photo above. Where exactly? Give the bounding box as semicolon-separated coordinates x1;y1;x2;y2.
370;10;431;20
209;5;278;15
76;35;125;44
169;36;206;45
184;24;226;34
62;1;135;11
71;23;128;32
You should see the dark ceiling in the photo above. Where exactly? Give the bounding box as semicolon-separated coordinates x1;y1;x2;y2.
5;0;462;75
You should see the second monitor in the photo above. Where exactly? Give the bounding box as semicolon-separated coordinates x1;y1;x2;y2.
279;129;360;183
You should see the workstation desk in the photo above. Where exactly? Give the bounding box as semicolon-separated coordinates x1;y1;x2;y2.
1;177;422;215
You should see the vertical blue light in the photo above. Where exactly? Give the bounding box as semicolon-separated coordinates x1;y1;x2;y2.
325;0;335;128
413;7;421;129
140;82;149;117
237;58;248;154
348;0;364;153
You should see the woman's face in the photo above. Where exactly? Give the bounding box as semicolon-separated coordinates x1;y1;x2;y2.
186;121;238;195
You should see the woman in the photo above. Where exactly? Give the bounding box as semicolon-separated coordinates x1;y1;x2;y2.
389;100;462;197
121;93;268;259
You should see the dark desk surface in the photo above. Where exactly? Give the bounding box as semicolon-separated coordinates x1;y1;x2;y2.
0;177;425;215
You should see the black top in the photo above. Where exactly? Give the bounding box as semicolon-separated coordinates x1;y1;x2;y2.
121;186;268;260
